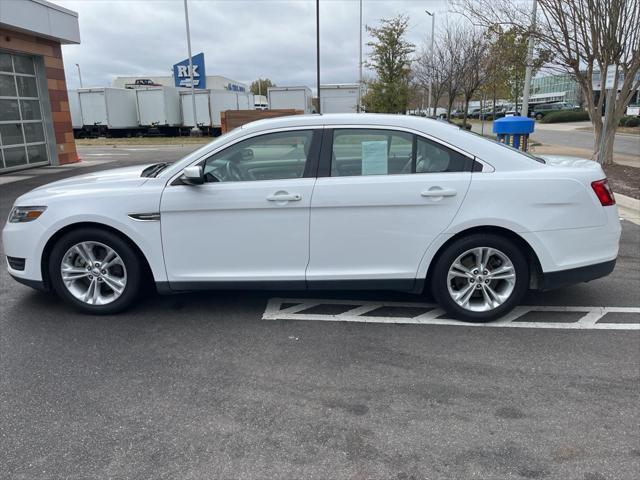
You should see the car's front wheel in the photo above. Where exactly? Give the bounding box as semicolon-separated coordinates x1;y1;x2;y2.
431;234;529;322
48;228;142;314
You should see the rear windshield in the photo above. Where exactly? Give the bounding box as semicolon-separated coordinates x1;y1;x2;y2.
462;130;546;164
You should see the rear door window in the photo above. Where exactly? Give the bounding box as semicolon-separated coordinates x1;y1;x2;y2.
415;136;469;173
331;129;413;177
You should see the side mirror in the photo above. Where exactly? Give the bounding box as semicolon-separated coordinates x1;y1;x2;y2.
182;165;204;185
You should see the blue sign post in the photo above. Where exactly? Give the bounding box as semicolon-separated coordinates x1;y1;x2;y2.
173;52;206;88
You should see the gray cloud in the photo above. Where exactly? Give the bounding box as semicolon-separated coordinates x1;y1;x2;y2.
58;0;452;91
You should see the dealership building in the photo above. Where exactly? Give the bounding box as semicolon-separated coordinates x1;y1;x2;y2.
0;0;80;173
530;72;640;108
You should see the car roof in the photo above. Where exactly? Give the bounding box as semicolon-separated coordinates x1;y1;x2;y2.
241;113;461;135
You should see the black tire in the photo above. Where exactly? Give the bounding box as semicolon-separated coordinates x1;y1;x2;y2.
48;228;142;315
431;233;529;322
535;113;543;120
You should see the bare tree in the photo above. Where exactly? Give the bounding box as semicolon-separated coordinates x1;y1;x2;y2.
456;0;640;165
458;27;491;126
413;43;449;116
438;22;468;118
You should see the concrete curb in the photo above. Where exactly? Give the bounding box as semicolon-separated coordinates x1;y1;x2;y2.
615;192;640;225
615;192;640;211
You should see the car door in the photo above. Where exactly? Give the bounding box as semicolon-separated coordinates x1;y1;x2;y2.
306;127;472;289
160;128;321;288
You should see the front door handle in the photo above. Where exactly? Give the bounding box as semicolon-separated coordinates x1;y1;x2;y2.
266;192;302;202
421;187;457;198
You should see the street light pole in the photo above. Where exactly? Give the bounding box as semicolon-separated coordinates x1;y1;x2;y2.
316;0;321;114
75;63;83;88
425;10;435;117
521;0;537;118
183;0;200;135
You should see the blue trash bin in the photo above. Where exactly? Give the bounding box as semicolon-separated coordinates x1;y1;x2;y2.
493;116;535;151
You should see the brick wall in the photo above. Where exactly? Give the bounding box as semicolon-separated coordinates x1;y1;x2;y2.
0;28;79;165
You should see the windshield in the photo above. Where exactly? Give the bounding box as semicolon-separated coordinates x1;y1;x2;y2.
158;127;246;179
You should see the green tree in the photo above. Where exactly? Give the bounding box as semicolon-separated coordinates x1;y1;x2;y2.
485;26;549;112
250;78;275;97
362;15;415;113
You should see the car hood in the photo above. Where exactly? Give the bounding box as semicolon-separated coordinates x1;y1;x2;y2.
31;164;152;192
14;164;154;205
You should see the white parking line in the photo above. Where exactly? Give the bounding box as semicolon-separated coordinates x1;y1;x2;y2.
262;298;640;330
83;153;130;156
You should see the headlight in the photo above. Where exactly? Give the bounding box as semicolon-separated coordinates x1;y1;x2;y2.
9;206;47;223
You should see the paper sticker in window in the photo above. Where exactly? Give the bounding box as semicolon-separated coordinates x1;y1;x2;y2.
361;140;388;175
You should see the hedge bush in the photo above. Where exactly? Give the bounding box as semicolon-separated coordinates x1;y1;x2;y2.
539;110;590;123
619;115;640;127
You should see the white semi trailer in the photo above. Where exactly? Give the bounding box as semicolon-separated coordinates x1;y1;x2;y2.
180;89;212;131
268;86;314;114
135;86;181;133
71;87;139;137
319;84;359;113
180;89;254;134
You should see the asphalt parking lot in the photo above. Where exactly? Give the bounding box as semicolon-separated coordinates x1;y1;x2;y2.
1;145;639;479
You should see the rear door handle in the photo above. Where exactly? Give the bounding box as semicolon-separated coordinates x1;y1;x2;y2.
421;187;457;198
266;192;302;202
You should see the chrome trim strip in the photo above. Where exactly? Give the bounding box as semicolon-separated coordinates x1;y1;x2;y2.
128;212;161;221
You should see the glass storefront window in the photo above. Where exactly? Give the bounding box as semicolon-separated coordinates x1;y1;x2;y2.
13;55;35;75
17;76;38;97
0;99;20;121
23;123;45;143
0;123;25;145
0;53;11;72
27;144;48;163
20;100;42;120
0;52;49;171
0;74;16;96
3;146;28;168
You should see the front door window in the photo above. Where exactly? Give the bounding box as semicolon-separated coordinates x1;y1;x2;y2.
203;130;314;182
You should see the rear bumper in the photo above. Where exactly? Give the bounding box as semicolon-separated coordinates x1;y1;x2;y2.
540;259;616;290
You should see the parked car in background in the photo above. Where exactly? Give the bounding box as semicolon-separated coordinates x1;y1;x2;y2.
3;114;620;322
468;107;483;119
531;102;579;120
504;107;521;117
625;104;639;117
124;78;162;89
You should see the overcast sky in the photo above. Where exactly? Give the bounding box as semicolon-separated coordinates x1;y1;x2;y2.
56;0;453;91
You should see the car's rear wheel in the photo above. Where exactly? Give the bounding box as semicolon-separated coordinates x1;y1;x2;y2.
431;234;529;322
535;113;543;120
48;228;141;314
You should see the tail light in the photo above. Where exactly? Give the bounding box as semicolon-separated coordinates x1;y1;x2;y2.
591;179;616;206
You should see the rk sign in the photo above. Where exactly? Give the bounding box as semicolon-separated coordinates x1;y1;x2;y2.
173;52;206;88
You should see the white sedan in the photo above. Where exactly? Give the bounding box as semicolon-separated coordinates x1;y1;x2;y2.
3;114;621;321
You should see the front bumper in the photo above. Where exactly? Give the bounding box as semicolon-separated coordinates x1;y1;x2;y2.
9;274;48;292
540;259;616;290
3;219;46;282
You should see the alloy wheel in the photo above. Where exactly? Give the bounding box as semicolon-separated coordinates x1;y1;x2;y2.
60;241;127;306
446;247;516;312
